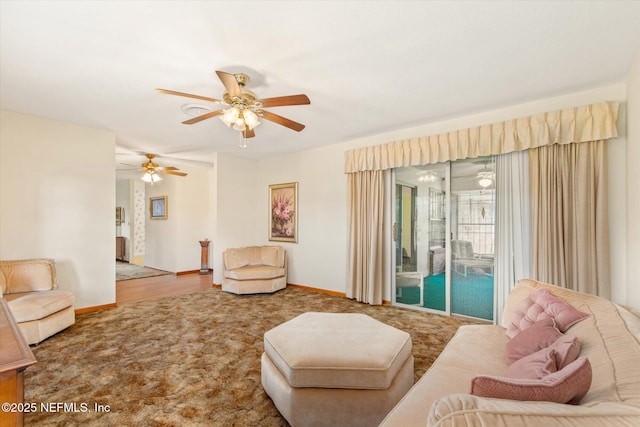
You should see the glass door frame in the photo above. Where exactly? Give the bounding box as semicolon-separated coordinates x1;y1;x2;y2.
391;164;452;316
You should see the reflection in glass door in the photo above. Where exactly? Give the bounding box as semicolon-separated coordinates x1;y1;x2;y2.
395;184;417;273
393;157;495;321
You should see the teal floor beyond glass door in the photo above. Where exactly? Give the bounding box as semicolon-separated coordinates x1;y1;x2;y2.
395;274;493;319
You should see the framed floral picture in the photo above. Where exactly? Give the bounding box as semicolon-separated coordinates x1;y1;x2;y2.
269;182;298;243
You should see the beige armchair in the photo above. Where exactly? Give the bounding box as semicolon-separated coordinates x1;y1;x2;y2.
222;246;287;294
0;258;75;344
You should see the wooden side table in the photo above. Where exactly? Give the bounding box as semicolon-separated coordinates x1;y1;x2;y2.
0;299;36;427
116;236;125;261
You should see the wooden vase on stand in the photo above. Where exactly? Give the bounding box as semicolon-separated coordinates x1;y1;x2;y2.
199;240;210;275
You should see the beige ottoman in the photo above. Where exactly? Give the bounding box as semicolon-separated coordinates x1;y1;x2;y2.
261;312;414;426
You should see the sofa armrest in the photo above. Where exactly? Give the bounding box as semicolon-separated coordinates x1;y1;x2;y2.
427;393;640;427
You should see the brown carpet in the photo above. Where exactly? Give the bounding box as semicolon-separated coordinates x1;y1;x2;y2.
25;286;480;426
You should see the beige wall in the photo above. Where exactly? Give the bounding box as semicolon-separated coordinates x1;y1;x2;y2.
626;52;640;310
256;144;349;292
174;167;215;272
211;153;262;284
0;110;116;308
145;173;179;271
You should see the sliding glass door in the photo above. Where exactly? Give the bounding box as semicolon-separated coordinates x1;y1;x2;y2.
393;157;495;321
449;159;495;320
394;162;448;312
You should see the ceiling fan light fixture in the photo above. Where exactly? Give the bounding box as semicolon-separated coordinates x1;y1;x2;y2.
221;107;240;127
478;177;492;188
417;170;437;182
221;107;261;131
232;118;246;132
141;171;162;184
477;171;493;188
243;109;259;128
245;117;260;131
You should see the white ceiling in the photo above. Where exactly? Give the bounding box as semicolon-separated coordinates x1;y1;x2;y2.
2;1;640;171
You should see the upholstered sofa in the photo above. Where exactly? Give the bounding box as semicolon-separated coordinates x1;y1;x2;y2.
0;258;75;345
380;279;640;426
222;246;287;294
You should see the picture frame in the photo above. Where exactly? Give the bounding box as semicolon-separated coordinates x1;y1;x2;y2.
269;182;298;243
150;196;168;220
116;207;124;226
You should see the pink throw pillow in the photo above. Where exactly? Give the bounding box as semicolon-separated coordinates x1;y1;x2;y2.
471;357;592;404
549;334;581;370
504;347;557;379
506;289;589;338
505;318;562;364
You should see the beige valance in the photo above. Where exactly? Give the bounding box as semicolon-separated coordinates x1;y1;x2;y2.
345;101;619;173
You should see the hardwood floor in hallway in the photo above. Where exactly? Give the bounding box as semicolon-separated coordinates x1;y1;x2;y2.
116;272;215;306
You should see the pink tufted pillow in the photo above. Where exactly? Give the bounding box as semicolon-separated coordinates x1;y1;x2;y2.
471;357;592;404
505;318;562;364
504;347;557;379
506;289;589;338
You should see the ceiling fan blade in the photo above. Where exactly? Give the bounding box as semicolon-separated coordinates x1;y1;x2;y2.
243;128;256;139
216;71;241;98
156;88;221;103
182;110;223;125
259;94;310;108
258;110;305;132
160;169;188;177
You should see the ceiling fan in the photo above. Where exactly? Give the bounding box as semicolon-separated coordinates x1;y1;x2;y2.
156;70;310;139
454;165;495;188
476;169;494;188
139;153;187;184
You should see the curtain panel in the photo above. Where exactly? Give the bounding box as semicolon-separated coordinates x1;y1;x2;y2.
529;140;610;298
345;101;618;172
346;170;390;305
495;151;531;324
